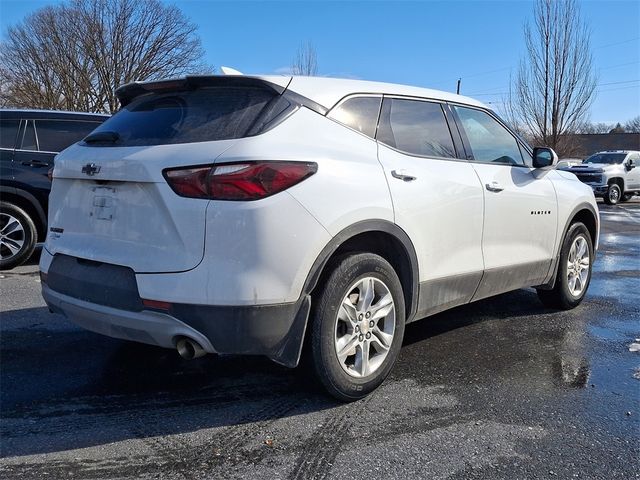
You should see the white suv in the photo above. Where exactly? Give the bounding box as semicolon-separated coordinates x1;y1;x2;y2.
40;75;599;400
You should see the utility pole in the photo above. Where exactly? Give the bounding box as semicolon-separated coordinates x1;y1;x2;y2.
456;78;461;95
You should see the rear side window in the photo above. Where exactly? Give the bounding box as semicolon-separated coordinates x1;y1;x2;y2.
21;120;37;150
454;106;524;166
89;86;280;147
377;98;456;158
36;120;102;152
0;120;19;149
328;96;381;138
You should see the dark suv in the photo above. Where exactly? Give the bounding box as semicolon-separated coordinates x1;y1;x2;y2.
0;109;108;269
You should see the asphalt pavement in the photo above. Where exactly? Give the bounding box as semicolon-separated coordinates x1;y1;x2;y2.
1;199;639;479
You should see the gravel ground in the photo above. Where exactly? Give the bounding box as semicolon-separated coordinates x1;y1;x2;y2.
1;199;638;479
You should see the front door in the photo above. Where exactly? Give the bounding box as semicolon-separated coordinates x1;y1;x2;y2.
626;153;640;190
451;105;558;300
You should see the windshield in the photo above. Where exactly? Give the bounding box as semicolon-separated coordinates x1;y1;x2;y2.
85;86;282;147
584;153;627;164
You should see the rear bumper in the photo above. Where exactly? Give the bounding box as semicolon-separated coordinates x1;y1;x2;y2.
41;267;311;368
42;284;216;352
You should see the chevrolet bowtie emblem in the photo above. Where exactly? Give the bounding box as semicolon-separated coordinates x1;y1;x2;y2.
82;163;101;176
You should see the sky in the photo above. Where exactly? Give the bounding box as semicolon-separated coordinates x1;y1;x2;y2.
1;0;638;124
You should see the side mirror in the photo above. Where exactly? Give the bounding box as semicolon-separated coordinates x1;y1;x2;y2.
532;147;559;169
627;159;635;170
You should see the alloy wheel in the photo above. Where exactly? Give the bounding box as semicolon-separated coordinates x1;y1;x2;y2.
334;277;396;378
0;213;25;260
566;235;590;297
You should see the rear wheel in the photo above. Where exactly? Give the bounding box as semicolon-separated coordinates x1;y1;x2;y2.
621;193;633;202
310;253;405;401
537;222;593;310
0;202;37;270
603;183;621;205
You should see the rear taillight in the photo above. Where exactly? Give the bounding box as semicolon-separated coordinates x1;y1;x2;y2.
164;161;317;201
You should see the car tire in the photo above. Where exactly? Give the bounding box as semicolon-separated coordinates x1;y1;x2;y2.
603;184;621;205
536;222;593;310
0;202;38;270
310;253;405;401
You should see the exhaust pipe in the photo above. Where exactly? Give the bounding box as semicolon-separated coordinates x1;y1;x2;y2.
176;338;206;360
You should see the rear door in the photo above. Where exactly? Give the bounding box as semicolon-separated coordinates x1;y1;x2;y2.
451;105;557;300
13;118;103;220
375;96;484;317
0;117;19;181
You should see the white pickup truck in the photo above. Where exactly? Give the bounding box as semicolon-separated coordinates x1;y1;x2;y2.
562;150;640;205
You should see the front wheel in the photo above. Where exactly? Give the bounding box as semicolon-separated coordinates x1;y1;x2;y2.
537;222;593;310
603;183;621;205
310;253;405;401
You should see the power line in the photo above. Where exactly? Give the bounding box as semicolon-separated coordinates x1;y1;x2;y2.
594;37;640;49
467;79;639;97
597;79;639;86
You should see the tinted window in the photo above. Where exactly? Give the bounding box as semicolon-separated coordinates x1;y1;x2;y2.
584;153;627;164
454;106;524;166
328;96;381;138
378;98;456;158
0;120;19;149
90;86;278;147
21;120;37;150
36;120;101;152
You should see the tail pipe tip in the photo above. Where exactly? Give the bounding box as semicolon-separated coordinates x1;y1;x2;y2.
176;337;207;360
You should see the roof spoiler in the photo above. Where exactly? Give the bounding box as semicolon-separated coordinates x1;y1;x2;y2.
115;75;287;107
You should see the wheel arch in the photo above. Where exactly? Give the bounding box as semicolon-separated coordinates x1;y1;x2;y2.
539;202;599;290
607;176;625;190
303;220;420;322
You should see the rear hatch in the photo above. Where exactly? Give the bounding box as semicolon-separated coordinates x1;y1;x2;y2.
46;76;292;273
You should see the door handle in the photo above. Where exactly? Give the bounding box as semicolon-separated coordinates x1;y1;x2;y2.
21;160;50;168
485;181;504;192
391;170;417;182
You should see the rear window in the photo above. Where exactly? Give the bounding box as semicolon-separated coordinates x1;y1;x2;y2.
89;86;280;147
35;119;103;152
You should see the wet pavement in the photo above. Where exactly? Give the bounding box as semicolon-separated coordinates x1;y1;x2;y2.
1;200;638;479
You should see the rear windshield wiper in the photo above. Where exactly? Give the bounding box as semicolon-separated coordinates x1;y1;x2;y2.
84;131;120;144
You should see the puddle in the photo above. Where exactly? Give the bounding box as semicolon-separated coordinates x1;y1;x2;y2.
588;325;627;342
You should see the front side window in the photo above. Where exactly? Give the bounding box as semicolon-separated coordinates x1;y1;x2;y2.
377;98;456;158
328;96;381;138
35;120;102;153
0;119;19;149
454;106;524;166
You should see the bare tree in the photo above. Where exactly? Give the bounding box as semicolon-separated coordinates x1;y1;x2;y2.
625;116;640;133
511;0;597;155
575;121;614;134
291;41;318;76
0;0;209;113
